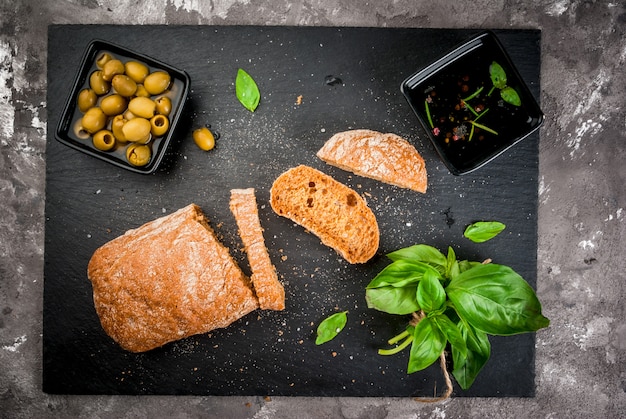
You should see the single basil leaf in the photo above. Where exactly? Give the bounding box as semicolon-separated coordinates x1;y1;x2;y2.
463;221;506;243
446;263;550;335
407;317;446;373
501;86;521;106
489;61;507;89
416;270;446;313
367;260;438;289
431;313;467;359
365;285;420;315
315;311;348;345
452;320;491;390
235;68;260;112
445;246;458;278
386;244;447;272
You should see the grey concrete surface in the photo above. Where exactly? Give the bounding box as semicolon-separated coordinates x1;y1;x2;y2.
1;0;624;418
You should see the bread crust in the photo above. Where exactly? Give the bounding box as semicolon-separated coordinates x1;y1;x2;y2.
269;165;379;264
316;129;428;193
87;204;259;352
230;188;285;310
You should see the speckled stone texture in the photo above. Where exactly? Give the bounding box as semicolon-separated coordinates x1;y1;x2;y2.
1;1;624;418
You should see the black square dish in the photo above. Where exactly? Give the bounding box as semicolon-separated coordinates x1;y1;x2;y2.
401;31;544;175
55;39;190;174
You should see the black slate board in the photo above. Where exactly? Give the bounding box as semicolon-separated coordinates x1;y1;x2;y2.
44;25;541;397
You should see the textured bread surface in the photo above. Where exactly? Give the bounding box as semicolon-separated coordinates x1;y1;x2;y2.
316;129;428;193
270;165;379;264
230;188;285;311
87;204;259;353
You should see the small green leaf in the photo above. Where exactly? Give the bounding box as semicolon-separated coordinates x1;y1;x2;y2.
431;313;467;359
366;260;437;289
452;320;491;390
489;61;507;89
365;285;420;315
235;68;260;112
416;270;446;313
464;221;506;243
315;311;348;345
501;86;522;106
446;263;550;335
445;246;458;278
407;317;446;373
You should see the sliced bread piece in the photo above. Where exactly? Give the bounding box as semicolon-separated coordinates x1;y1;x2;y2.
230;188;285;311
316;129;428;193
270;165;379;264
87;204;259;352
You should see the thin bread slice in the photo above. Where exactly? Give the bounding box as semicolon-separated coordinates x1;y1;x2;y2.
230;188;285;311
270;165;379;264
87;204;259;352
316;129;428;193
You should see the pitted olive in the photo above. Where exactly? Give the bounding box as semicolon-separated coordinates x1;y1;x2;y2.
96;52;113;69
81;107;107;134
100;94;128;116
122;117;151;143
89;70;110;95
134;84;150;98
92;130;116;151
111;74;138;97
73;119;91;140
102;59;125;81
150;115;169;137
124;61;149;83
154;96;172;116
111;114;128;143
143;71;171;95
128;97;156;119
126;143;152;167
77;88;97;113
193;127;215;151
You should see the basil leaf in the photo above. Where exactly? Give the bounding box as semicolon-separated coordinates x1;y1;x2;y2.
446;263;550;335
365;285;420;315
431;313;467;358
366;260;438;289
489;61;507;89
458;260;481;273
452;320;491;390
445;246;459;278
235;68;260;112
501;86;521;107
315;311;348;345
416;270;445;313
463;221;506;243
407;317;446;373
386;244;447;272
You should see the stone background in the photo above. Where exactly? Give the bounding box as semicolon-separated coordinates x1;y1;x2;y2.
1;1;624;418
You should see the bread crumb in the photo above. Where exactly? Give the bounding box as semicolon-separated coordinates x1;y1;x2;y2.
296;95;303;105
332;352;337;357
264;396;272;402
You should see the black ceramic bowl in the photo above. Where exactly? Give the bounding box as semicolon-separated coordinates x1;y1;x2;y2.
401;31;544;175
55;39;190;174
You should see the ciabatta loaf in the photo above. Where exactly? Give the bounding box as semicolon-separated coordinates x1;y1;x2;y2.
87;204;259;353
316;129;427;193
230;188;285;311
270;165;379;264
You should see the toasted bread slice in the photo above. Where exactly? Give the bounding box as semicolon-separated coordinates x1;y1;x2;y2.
270;165;379;264
316;129;427;193
230;188;285;311
87;204;259;352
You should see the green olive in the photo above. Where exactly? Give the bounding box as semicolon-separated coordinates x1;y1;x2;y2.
102;59;125;81
92;129;116;151
154;96;172;116
150;114;169;137
111;114;128;143
122;117;151;143
73;119;90;140
124;61;149;83
100;94;128;116
81;107;107;134
126;143;152;167
111;74;138;97
193;127;215;151
143;71;171;95
77;88;97;113
128;96;156;119
134;84;150;98
96;52;113;69
89;70;110;95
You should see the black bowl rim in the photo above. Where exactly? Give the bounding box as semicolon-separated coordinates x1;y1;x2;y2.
54;38;191;174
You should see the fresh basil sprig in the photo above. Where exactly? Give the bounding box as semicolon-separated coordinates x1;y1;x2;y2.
488;61;521;107
365;239;549;391
315;311;348;345
235;68;260;112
